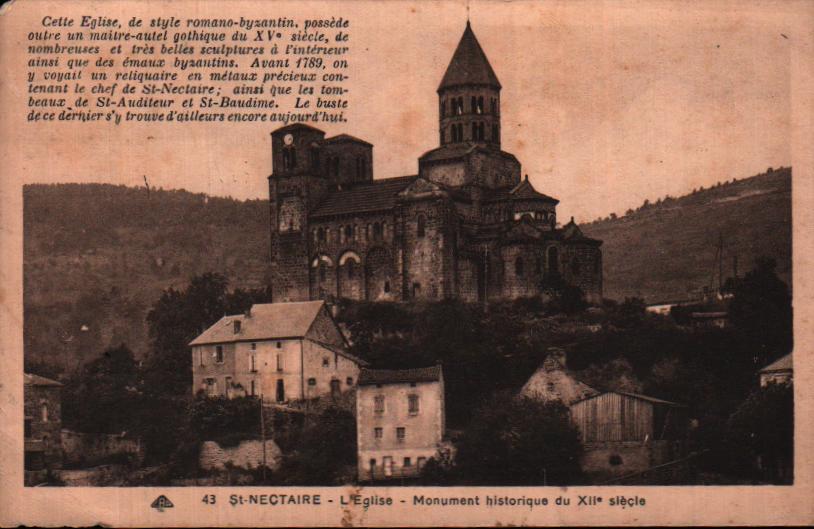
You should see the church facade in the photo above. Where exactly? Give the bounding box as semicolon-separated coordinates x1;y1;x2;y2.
268;22;602;304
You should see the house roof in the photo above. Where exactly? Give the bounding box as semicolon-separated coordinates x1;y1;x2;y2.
520;356;599;405
760;353;793;373
358;365;443;386
438;21;501;91
24;373;62;387
310;176;417;218
189;301;326;346
325;134;372;146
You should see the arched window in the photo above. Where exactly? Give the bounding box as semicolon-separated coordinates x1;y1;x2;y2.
491;97;497;114
317;227;325;243
471;95;477;114
417;215;426;238
282;149;291;170
440;128;446;144
440;100;446;118
456;124;463;142
476;96;484;114
40;402;48;422
373;222;382;240
515;257;524;277
492;124;499;141
345;224;353;241
471;122;478;141
319;264;327;282
347;259;355;279
283;147;297;169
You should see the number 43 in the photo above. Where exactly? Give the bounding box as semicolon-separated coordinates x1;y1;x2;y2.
202;494;216;505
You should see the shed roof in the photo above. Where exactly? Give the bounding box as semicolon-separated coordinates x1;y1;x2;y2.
573;390;685;407
189;301;325;346
358;365;442;386
24;373;62;387
760;353;793;373
310;176;416;218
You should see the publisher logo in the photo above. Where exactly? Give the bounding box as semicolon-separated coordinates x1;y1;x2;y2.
151;495;174;512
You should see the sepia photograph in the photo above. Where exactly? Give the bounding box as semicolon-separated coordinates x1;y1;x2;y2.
2;0;813;526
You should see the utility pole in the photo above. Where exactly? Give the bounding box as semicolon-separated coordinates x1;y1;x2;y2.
259;393;267;483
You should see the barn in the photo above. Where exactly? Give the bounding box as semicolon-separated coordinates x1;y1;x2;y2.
569;391;688;477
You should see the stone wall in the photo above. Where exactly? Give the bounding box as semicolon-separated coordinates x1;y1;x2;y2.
581;440;684;478
199;439;282;471
61;429;144;467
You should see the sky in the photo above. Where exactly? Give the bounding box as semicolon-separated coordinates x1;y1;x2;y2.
4;0;799;223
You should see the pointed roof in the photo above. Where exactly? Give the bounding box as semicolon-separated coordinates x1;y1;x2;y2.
760;353;793;373
438;21;501;92
510;179;560;203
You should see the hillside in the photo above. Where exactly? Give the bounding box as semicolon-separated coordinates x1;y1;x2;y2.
582;167;791;303
23;184;270;370
23;168;792;372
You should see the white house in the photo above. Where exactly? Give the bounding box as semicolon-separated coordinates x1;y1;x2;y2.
189;301;366;403
356;366;445;481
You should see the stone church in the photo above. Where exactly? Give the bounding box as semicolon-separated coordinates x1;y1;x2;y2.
268;22;602;304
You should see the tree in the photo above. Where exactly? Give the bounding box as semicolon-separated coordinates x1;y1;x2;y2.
725;383;793;483
728;257;792;365
449;392;583;485
274;406;357;485
62;344;140;434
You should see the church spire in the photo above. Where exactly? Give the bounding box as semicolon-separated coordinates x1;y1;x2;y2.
438;21;501;92
437;22;501;148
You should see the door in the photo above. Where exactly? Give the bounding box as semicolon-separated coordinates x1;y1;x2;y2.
330;378;341;398
276;379;285;403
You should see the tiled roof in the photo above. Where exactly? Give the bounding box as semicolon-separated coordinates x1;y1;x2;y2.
438;22;501;91
189;301;325;345
358;365;443;386
325;134;372;146
509;180;559;203
760;353;793;373
310;176;417;218
24;373;62;387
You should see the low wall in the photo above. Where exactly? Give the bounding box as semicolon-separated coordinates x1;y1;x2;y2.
582;440;686;479
199;440;282;471
61;429;144;467
59;464;129;486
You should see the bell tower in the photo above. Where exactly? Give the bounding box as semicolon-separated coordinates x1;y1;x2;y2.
437;21;502;148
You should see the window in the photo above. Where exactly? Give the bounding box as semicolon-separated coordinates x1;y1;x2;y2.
225;376;232;389
374;395;385;413
276;341;282;349
440;100;446;118
317;227;325;243
440;128;446;144
417;457;427;469
492;124;499;142
322;357;330;367
251;342;257;350
215;345;224;363
205;378;217;396
347;259;356;279
384;281;391;293
40;403;48;422
491;97;497;114
412;282;421;298
346;377;353;385
308;377;316;386
276;354;283;372
199;350;204;366
373;222;382;240
250;354;257;372
515;256;524;277
345;224;353;241
24;418;32;438
417;215;426;238
396;427;406;442
408;394;419;414
374;427;383;439
233;320;241;334
403;457;412;467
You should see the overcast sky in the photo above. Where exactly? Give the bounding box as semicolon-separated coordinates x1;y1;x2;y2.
7;0;797;223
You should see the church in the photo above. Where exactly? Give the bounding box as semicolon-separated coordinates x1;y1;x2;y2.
267;22;602;304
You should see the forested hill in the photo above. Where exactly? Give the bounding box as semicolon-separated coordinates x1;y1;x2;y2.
23;168;791;372
24;184;270;370
581;167;792;303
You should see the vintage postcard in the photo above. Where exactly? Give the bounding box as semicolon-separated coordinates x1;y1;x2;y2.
1;0;813;526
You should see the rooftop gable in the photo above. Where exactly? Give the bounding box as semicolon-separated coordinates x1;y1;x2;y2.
189;301;326;346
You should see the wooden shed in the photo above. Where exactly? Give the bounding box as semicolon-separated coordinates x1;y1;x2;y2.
569;391;687;443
